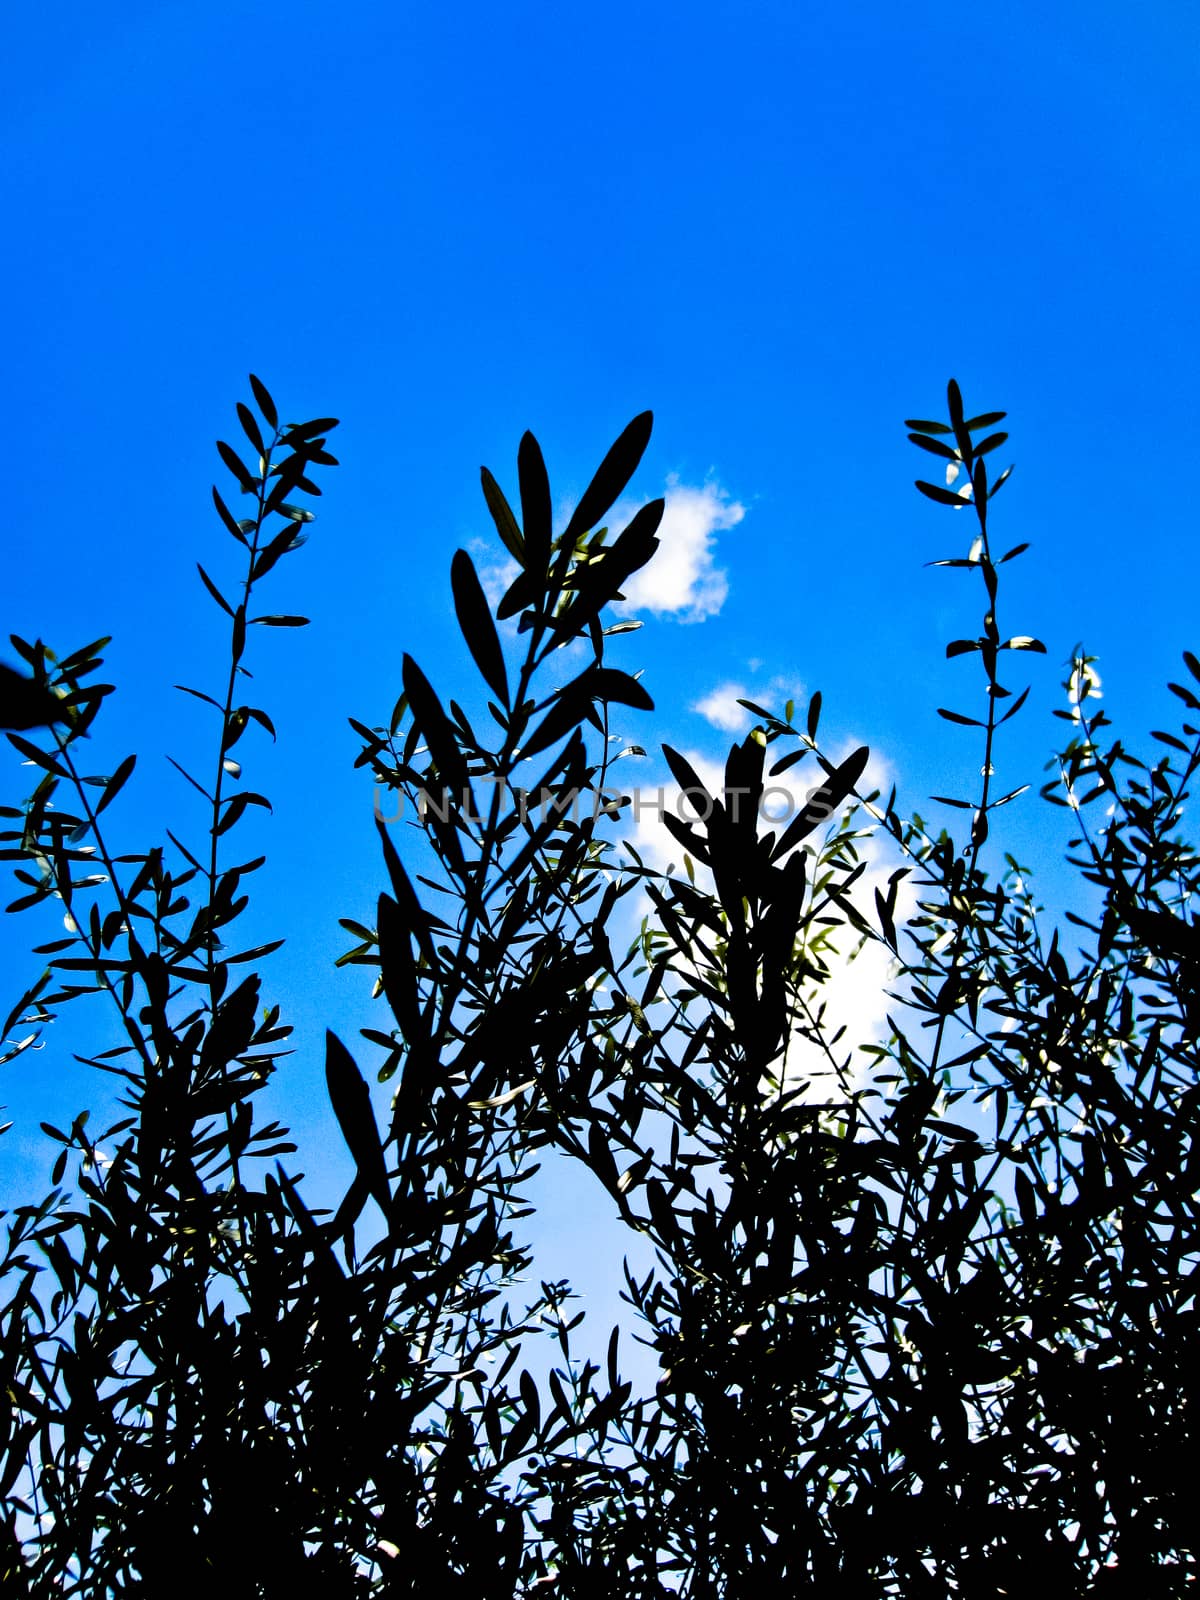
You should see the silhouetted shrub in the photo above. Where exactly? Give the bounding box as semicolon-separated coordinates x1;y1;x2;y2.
1;379;1197;1594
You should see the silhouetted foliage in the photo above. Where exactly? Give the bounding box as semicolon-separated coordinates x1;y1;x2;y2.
1;378;1197;1593
0;664;71;733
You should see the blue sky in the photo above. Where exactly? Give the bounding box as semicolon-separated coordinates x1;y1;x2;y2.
2;1;1198;1353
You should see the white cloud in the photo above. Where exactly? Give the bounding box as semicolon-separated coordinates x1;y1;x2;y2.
693;683;751;733
617;476;744;623
476;553;519;609
471;474;743;626
766;674;805;708
693;674;805;734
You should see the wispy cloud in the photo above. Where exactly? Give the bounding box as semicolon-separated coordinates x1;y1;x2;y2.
693;673;805;732
472;546;519;610
692;682;751;732
765;675;805;711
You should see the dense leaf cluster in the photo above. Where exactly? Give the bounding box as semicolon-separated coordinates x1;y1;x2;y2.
0;379;1197;1594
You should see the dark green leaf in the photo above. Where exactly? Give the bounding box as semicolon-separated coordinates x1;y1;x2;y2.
496;567;542;623
999;686;1031;724
451;549;509;706
1015;1169;1038;1228
771;745;870;859
325;1029;391;1218
564;411;653;542
175;684;223;711
662;745;713;819
591;668;653;711
375;814;439;969
973;431;1008;458
217;439;256;492
95;755;136;817
249;373;278;430
947;378;972;461
226;938;285;964
520;1369;541;1430
915;480;973;508
284;417;339;442
908;433;959;461
587;1121;620;1192
0;667;68;732
56;637;111;675
501;745;588;885
377;892;423;1042
402;653;472;801
549;500;664;637
770;746;808;776
518;686;590;762
6;732;68;777
8;635;40;668
480;466;526;564
518;431;552;572
972;460;988;514
197;563;234;617
212;486;247;543
237;402;265;457
216;791;271;835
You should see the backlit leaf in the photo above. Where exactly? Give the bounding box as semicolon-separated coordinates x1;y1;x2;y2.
518;431;552;572
563;411;653;542
479;467;525;563
95;755;136;817
915;480;973;508
217;439;256;492
908;433;959;461
325;1029;391;1218
197;563;234;618
451;549;509;706
248;373;278;430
